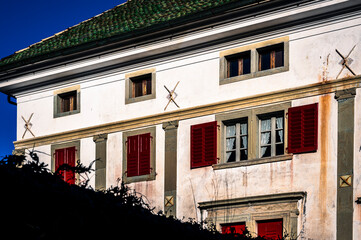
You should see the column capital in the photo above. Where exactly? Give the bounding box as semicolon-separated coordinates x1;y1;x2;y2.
162;120;179;131
93;133;108;143
335;88;356;101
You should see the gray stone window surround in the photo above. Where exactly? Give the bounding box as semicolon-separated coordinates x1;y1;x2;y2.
125;68;156;104
122;126;156;183
215;102;292;170
50;140;81;182
53;85;81;118
198;192;306;239
219;36;289;85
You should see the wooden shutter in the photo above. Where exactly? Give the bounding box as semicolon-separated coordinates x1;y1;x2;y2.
65;147;76;185
257;219;283;239
222;223;246;235
190;121;217;168
55;148;65;181
288;103;318;154
139;133;151;176
127;135;139;177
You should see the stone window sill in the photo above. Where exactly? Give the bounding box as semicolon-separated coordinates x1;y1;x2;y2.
213;154;293;170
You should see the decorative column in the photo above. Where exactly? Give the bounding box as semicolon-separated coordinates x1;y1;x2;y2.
162;121;178;217
335;88;355;240
93;134;108;191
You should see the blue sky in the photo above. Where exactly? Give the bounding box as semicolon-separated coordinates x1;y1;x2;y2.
0;0;127;156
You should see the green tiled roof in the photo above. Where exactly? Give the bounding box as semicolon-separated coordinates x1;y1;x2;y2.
0;0;246;70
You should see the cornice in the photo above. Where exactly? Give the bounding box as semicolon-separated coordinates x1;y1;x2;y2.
14;75;361;149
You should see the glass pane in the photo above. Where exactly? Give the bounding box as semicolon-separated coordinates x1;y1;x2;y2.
261;146;271;158
276;143;284;155
275;49;284;68
133;81;143;97
276;130;283;143
226;125;236;137
276;117;283;129
226;151;236;162
261;132;271;145
229;59;239;77
241;136;248;149
261;119;271;131
226;138;236;151
259;52;271;70
240;149;248;160
243;57;251;75
240;123;247;135
146;78;152;95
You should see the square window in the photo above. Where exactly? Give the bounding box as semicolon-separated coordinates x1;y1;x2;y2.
258;43;284;71
58;91;77;113
257;219;283;240
131;74;152;98
226;51;251;78
259;112;284;158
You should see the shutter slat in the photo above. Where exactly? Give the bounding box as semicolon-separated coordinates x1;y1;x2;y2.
139;133;151;176
65;147;76;185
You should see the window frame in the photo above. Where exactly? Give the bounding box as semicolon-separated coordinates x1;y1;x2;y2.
125;68;156;104
219;37;289;85
215;102;291;169
122;126;156;183
53;85;81;118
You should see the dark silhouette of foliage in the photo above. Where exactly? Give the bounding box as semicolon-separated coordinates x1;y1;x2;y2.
0;151;281;240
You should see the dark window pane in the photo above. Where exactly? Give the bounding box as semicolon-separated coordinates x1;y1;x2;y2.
226;151;236;162
229;59;239;77
276;130;283;143
134;81;143;97
275;49;284;68
261;146;271;158
243;57;251;74
240;149;248;160
276;143;284;155
259;52;271;70
146;79;152;95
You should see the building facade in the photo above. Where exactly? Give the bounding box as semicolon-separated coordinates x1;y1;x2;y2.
1;0;361;239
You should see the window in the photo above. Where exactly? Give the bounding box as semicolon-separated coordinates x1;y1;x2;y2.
59;91;77;113
226;51;251;78
190;121;218;168
287;103;318;154
219;37;289;85
221;222;246;235
259;112;284;158
257;43;284;71
257;219;283;240
123;127;156;183
224;118;248;162
125;68;156;104
126;133;152;177
54;146;76;184
54;85;80;118
131;74;152;98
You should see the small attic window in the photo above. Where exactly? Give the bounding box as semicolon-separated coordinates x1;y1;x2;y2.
59;91;77;113
226;51;251;78
131;74;152;98
125;69;156;105
54;86;80;118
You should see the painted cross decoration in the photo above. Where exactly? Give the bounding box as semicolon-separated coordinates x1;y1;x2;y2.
335;45;356;79
164;81;180;111
22;113;35;139
340;175;352;187
165;195;174;207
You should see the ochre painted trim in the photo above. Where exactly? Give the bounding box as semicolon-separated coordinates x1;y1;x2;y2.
14;75;361;149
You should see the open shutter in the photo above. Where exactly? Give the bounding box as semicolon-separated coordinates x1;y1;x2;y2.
191;121;217;168
127;135;139;177
55;148;65;181
139;133;151;176
288;103;318;154
65;147;76;185
257;219;283;239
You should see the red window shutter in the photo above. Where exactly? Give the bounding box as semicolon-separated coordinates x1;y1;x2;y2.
190;121;217;168
65;147;76;185
139;133;151;176
127;135;139;177
55;148;65;181
257;219;283;239
288;103;318;154
221;223;246;235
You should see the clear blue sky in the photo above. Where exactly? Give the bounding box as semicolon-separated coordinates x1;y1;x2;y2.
0;0;127;157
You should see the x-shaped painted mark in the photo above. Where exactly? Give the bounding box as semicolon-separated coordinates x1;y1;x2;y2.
165;196;174;207
336;45;356;79
340;175;352;187
164;81;180;111
22;113;35;139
